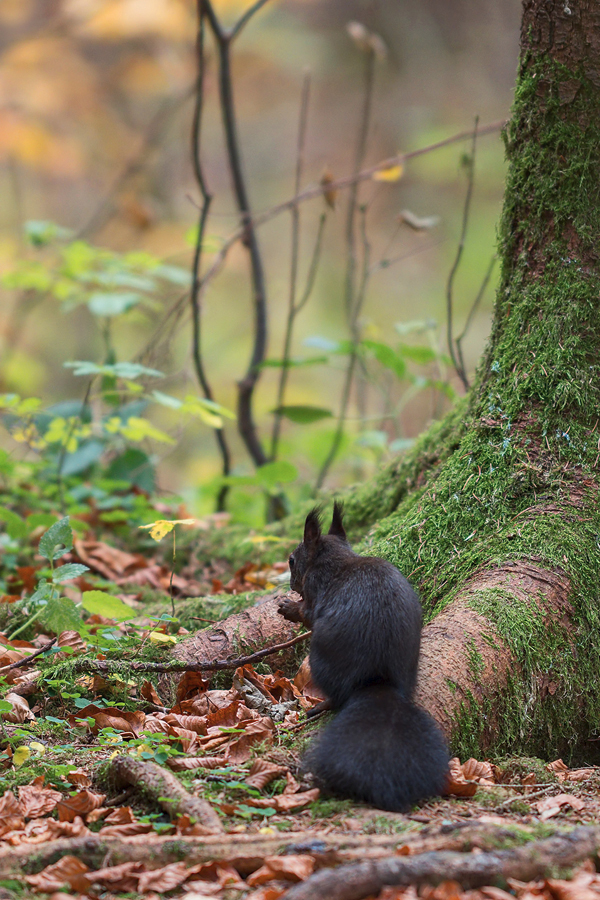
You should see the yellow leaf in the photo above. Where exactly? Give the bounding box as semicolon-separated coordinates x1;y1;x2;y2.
372;162;404;182
29;742;46;756
140;518;195;541
148;632;177;644
13;745;31;767
320;168;337;209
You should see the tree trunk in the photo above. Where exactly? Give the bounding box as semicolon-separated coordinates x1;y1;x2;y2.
353;0;600;760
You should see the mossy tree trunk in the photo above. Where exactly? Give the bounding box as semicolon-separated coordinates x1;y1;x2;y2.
347;0;600;761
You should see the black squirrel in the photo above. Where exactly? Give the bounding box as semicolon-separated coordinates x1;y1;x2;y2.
278;502;449;812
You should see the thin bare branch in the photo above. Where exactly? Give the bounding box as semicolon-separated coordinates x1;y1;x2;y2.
77;87;194;240
296;211;327;315
229;0;272;40
270;72;312;462
317;45;376;490
446;116;479;392
455;253;496;387
191;3;232;510
195;121;504;343
345;47;376;322
203;0;269;467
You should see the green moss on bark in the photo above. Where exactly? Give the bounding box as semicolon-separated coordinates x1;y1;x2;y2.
360;42;600;760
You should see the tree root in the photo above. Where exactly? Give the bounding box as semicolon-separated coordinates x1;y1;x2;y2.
282;825;600;900
109;756;223;833
172;592;301;668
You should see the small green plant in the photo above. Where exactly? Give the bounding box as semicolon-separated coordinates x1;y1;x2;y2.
8;516;87;640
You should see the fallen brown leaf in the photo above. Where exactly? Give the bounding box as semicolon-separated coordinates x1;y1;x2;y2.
18;784;62;818
247;854;315;887
246;759;289;791
445;758;478;798
535;794;585;820
57;789;106;823
25;855;91;892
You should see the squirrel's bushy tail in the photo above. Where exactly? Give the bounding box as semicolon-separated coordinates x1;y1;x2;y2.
304;685;448;812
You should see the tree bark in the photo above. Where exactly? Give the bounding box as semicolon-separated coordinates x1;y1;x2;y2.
356;0;600;759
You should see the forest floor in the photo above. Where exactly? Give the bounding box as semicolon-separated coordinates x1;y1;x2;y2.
2;526;600;900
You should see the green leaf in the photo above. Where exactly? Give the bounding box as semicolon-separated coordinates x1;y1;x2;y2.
87;292;142;317
361;340;407;380
115;416;175;444
94;271;156;291
59;441;104;476
398;343;438;365
64;361;164;380
272;405;333;424
25;220;72;247
29;582;53;606
38;517;73;561
303;336;342;352
181;395;236;428
52;564;89;584
356;430;388;450
389;437;415;453
154;264;191;286
0;506;27;540
81;591;135;621
106;448;155;493
255;460;298;488
26;513;60;533
152;391;183;409
39;595;83;635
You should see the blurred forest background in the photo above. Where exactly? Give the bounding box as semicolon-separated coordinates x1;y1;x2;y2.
0;0;521;525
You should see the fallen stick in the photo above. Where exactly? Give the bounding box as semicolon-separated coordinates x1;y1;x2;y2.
0;639;56;673
68;630;310;675
282;825;600;900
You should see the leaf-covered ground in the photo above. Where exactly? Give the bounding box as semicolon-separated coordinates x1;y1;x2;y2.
2;513;600;900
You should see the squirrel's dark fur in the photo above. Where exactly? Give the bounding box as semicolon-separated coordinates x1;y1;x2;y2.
278;503;448;812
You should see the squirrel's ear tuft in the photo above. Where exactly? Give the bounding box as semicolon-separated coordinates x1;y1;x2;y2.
304;507;322;545
328;501;346;540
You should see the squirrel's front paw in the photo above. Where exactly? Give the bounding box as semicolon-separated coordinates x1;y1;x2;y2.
277;595;305;624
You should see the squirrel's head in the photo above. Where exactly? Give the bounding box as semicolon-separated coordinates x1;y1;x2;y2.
288;502;348;593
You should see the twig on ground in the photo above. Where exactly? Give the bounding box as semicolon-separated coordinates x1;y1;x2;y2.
0;639;56;673
493;783;560;811
68;629;311;676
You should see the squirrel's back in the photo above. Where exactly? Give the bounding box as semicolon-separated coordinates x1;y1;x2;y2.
309;554;422;707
